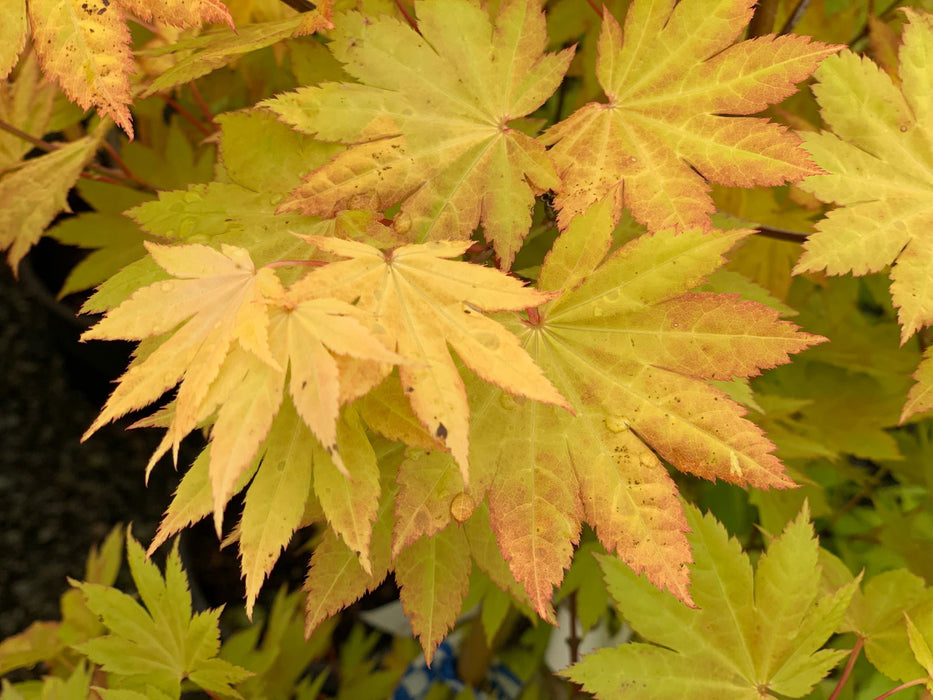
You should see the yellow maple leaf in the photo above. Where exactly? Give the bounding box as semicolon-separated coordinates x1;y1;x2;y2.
543;0;839;232
82;242;283;453
290;236;570;483
265;0;573;267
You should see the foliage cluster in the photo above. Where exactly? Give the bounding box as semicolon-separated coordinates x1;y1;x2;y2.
4;0;933;697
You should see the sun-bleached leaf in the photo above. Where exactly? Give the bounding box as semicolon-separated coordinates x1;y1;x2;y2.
544;0;837;232
81;243;284;457
0;133;100;269
395;525;472;665
290;236;569;483
265;0;573;266
0;50;58;171
564;505;857;699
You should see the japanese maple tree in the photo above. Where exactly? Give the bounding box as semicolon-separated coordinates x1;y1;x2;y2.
4;0;933;697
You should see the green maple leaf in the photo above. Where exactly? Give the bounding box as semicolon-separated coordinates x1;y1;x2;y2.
72;531;251;698
793;10;933;421
264;0;574;267
565;504;858;699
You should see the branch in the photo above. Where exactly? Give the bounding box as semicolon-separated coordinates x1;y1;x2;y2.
277;0;316;11
875;678;927;700
827;636;864;700
779;0;811;35
0;117;157;193
567;591;582;664
748;0;780;37
753;225;810;243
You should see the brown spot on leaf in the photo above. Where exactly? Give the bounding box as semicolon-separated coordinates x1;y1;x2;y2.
436;423;448;440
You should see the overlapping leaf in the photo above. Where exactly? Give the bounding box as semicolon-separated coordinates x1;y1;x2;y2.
265;0;574;266
544;0;837;232
566;505;858;699
290;235;569;482
466;201;821;617
793;11;933;420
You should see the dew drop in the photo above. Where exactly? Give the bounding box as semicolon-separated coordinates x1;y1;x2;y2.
159;281;175;292
629;156;637;163
605;415;630;433
407;450;423;462
450;492;475;523
900;125;909;133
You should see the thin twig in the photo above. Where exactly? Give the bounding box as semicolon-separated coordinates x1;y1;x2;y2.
585;0;601;16
831;465;889;526
394;0;419;31
188;82;217;129
159;94;213;136
101;140;154;190
754;225;810;243
779;0;811;35
567;591;582;664
278;0;316;10
0;117;56;153
828;636;864;700
748;0;780;37
875;678;927;700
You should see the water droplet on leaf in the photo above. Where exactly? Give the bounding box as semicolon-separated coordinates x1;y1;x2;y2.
450;492;475;523
605;415;629;433
394;212;412;235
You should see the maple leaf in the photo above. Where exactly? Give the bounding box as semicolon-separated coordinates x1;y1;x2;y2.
72;532;251;697
791;12;933;420
28;0;234;138
543;0;838;232
0;130;102;269
467;201;821;617
565;505;858;699
290;236;569;482
264;0;574;267
81;242;285;457
0;0;27;80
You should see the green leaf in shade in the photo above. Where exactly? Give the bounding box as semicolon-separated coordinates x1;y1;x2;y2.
73;532;252;698
564;504;857;699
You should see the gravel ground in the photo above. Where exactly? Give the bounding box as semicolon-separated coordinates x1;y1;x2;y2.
0;258;175;639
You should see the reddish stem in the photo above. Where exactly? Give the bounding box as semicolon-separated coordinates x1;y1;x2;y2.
394;0;419;32
828;636;865;700
159;94;213;136
585;0;602;16
101;140;153;189
188;82;217;128
875;678;927;700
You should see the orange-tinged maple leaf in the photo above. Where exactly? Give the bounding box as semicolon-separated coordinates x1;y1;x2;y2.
29;0;135;137
28;0;234;138
290;236;570;484
468;201;823;615
543;0;839;232
264;0;573;267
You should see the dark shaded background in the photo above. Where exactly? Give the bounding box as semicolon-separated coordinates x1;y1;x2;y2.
0;256;175;638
